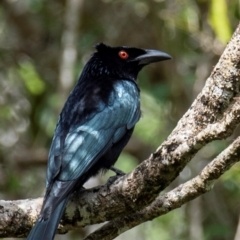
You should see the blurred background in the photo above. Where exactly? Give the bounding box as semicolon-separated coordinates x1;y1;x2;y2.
0;0;240;239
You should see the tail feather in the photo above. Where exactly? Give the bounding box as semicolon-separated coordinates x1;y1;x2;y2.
27;197;69;240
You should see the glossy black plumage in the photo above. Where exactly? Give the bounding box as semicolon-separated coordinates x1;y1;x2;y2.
27;43;171;240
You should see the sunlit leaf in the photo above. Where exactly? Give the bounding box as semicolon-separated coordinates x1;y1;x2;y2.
18;61;45;95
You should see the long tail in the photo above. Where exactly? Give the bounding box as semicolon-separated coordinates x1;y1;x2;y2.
27;197;69;240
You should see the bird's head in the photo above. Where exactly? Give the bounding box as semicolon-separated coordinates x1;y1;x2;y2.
84;43;171;81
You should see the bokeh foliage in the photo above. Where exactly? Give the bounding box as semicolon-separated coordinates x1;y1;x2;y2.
0;0;239;239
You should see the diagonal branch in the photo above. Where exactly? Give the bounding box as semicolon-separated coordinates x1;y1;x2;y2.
84;136;240;240
0;24;240;238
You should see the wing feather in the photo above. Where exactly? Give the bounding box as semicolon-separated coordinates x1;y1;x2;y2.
47;80;140;182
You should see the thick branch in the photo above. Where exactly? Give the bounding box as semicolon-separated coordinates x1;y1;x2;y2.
84;136;240;240
0;24;240;238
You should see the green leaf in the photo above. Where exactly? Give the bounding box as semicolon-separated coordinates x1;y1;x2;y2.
18;61;45;95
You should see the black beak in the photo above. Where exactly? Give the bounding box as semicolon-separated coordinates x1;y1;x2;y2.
132;49;172;65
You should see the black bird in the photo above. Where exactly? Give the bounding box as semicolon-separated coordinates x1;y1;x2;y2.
27;43;171;240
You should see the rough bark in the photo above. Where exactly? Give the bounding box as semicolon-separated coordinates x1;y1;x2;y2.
83;136;240;240
0;23;240;239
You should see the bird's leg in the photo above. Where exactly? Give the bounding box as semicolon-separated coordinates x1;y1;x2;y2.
110;166;125;176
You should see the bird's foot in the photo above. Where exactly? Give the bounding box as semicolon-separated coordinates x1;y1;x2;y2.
78;186;86;193
106;167;125;186
106;175;120;186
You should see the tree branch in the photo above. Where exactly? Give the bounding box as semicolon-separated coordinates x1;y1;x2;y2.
84;136;240;240
0;23;240;239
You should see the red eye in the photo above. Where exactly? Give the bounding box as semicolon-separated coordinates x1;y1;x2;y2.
118;50;129;59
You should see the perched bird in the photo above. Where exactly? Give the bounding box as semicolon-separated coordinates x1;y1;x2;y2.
27;43;171;240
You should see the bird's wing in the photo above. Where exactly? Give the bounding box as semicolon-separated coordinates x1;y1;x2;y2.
40;80;140;220
47;80;140;183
